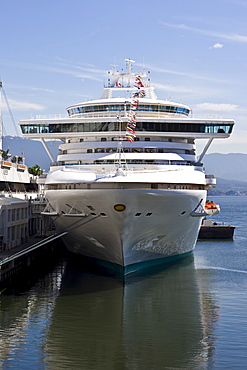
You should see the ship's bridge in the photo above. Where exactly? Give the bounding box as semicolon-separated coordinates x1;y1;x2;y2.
19;116;234;139
19;98;234;139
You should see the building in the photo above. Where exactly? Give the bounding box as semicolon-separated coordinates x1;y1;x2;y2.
0;195;29;251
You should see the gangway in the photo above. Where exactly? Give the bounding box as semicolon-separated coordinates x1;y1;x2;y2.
0;232;68;266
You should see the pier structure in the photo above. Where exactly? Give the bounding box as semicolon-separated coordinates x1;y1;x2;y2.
0;188;64;289
0;78;65;289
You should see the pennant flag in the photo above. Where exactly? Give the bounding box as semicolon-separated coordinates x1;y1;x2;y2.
126;96;139;141
126;131;136;137
124;79;141;142
134;77;144;88
128;111;136;119
126;127;135;133
126;135;135;142
127;122;136;129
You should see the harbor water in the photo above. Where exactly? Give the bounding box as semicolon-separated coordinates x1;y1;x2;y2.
1;196;247;369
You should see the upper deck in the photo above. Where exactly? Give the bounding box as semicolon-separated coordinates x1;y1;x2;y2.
66;98;190;118
19;113;234;140
18;59;235;141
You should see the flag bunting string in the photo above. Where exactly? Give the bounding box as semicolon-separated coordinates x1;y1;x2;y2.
125;76;145;142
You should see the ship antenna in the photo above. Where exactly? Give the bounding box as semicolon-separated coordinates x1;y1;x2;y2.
125;58;135;88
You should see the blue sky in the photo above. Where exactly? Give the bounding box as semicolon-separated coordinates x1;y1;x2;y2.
1;0;247;154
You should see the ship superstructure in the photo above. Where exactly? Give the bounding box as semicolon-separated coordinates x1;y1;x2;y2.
19;59;234;274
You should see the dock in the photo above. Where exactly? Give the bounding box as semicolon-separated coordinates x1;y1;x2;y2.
198;219;235;240
0;232;67;290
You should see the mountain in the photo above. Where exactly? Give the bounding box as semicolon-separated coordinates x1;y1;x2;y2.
207;178;247;195
202;153;247;194
2;136;59;171
203;153;247;183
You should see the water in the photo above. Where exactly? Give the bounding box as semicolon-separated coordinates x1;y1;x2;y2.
1;196;247;369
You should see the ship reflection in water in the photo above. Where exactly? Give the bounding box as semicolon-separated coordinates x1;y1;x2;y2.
0;256;219;369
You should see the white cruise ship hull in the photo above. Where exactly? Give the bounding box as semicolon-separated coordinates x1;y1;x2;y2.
46;188;206;274
19;58;234;275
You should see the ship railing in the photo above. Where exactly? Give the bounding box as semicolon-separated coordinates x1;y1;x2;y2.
51;161;200;168
36;112;188;119
35;114;68;119
33;112;224;120
57;163;201;178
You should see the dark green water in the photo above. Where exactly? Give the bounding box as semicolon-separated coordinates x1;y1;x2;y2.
0;196;247;369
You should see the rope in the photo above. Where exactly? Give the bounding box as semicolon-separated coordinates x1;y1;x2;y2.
1;86;26;159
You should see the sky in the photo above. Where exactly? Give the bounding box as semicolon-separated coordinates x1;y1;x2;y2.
1;0;247;155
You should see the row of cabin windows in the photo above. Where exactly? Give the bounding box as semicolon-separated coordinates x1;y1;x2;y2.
20;122;233;135
67;138;195;144
67;138;192;143
46;183;205;190
58;160;194;166
61;148;195;154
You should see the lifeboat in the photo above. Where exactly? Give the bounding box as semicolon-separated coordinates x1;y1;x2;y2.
17;164;27;171
204;200;220;216
1;161;12;168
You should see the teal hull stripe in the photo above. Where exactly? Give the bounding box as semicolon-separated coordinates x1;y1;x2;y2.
79;250;193;276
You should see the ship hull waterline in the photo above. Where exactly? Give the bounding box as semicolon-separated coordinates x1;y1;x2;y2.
46;188;206;275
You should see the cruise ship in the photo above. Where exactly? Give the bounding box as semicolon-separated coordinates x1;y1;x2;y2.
19;59;234;274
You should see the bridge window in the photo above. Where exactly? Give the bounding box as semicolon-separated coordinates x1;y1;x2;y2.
20;121;233;135
67;104;190;117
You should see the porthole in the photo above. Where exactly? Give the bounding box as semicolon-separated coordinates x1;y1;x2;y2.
114;204;126;212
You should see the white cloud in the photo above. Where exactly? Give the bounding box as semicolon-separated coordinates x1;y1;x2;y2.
212;43;224;49
2;99;45;111
196;103;238;112
153;82;193;93
159;21;247;43
1;59;103;82
136;62;229;84
6;84;55;93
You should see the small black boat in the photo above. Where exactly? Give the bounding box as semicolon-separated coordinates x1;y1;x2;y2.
198;219;235;240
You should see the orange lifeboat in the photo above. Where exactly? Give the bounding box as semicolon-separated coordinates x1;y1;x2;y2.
204;200;220;216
